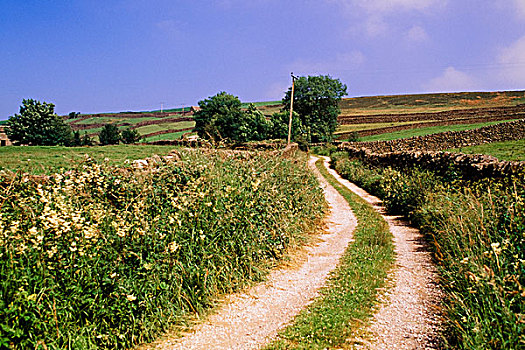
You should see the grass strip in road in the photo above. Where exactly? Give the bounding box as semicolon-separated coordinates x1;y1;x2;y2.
264;159;395;349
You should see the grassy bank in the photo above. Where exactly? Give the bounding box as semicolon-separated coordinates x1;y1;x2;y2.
0;149;325;349
449;139;525;162
0;145;178;175
265;158;394;349
358;119;520;142
332;153;524;349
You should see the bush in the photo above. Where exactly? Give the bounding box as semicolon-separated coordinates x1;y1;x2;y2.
333;155;525;349
194;92;272;143
346;131;360;142
0;150;325;349
6;99;73;146
99;124;121;145
121;128;142;144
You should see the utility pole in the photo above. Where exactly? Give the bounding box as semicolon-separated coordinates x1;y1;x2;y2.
287;72;298;145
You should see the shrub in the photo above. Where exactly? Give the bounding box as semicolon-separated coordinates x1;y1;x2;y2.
121;128;142;144
333;155;525;349
6;99;73;146
99;124;121;145
0;150;325;349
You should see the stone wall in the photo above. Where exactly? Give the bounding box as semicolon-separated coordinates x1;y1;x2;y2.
336;147;524;180
339;119;525;154
0;126;12;146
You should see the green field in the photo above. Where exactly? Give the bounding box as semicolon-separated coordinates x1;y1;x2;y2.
339;90;525;116
0;145;178;174
134;121;195;135
335;120;438;134
143;131;191;142
358;119;521;142
1;149;325;349
449;139;525;161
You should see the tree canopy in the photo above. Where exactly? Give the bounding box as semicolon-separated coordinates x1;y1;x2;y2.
194;92;272;143
6;99;73;146
98;124;121;145
282;75;347;142
121;128;142;144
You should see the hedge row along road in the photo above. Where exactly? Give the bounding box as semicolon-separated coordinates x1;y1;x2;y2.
143;156;443;349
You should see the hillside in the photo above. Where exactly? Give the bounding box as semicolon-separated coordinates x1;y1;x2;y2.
61;90;525;143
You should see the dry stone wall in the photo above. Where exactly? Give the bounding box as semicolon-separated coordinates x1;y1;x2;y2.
340;119;525;154
334;119;525;180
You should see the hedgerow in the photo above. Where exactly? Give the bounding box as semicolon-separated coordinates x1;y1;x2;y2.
0;149;325;349
332;153;524;349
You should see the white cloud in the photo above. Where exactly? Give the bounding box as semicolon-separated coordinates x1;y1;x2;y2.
289;51;366;75
365;16;388;37
407;25;429;42
328;0;445;38
514;0;525;18
424;67;478;92
496;35;525;86
329;0;443;15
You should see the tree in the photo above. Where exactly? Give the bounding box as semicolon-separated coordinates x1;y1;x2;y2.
72;130;82;146
236;104;271;142
71;130;94;146
68;112;80;119
121;128;142;144
80;132;94;146
268;111;302;140
194;92;271;143
98;124;121;145
6;99;73;146
282;75;347;142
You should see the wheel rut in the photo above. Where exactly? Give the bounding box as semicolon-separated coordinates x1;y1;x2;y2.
321;156;444;349
145;156;357;349
142;156;443;349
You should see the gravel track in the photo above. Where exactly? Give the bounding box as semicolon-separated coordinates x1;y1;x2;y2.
141;156;443;349
144;156;357;350
321;157;444;349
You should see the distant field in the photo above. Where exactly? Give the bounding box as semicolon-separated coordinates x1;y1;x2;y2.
3;90;524;143
449;139;525;162
334;120;437;134
143;131;190;142
0;145;178;174
339;90;525;116
135;121;195;135
358;119;520;142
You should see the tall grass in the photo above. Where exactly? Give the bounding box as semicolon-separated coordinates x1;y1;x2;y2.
332;154;524;349
0;149;325;349
0;145;178;175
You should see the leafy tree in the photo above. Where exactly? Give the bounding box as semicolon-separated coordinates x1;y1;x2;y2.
121;128;142;144
72;130;94;146
98;124;121;145
72;130;82;146
68;111;80;119
236;104;271;142
81;132;94;146
268;111;302;140
282;75;347;142
6;99;73;146
194;92;271;142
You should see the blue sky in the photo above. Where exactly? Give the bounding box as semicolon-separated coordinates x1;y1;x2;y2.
1;0;525;119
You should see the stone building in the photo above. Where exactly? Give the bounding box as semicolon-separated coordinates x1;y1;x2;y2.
0;126;12;146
